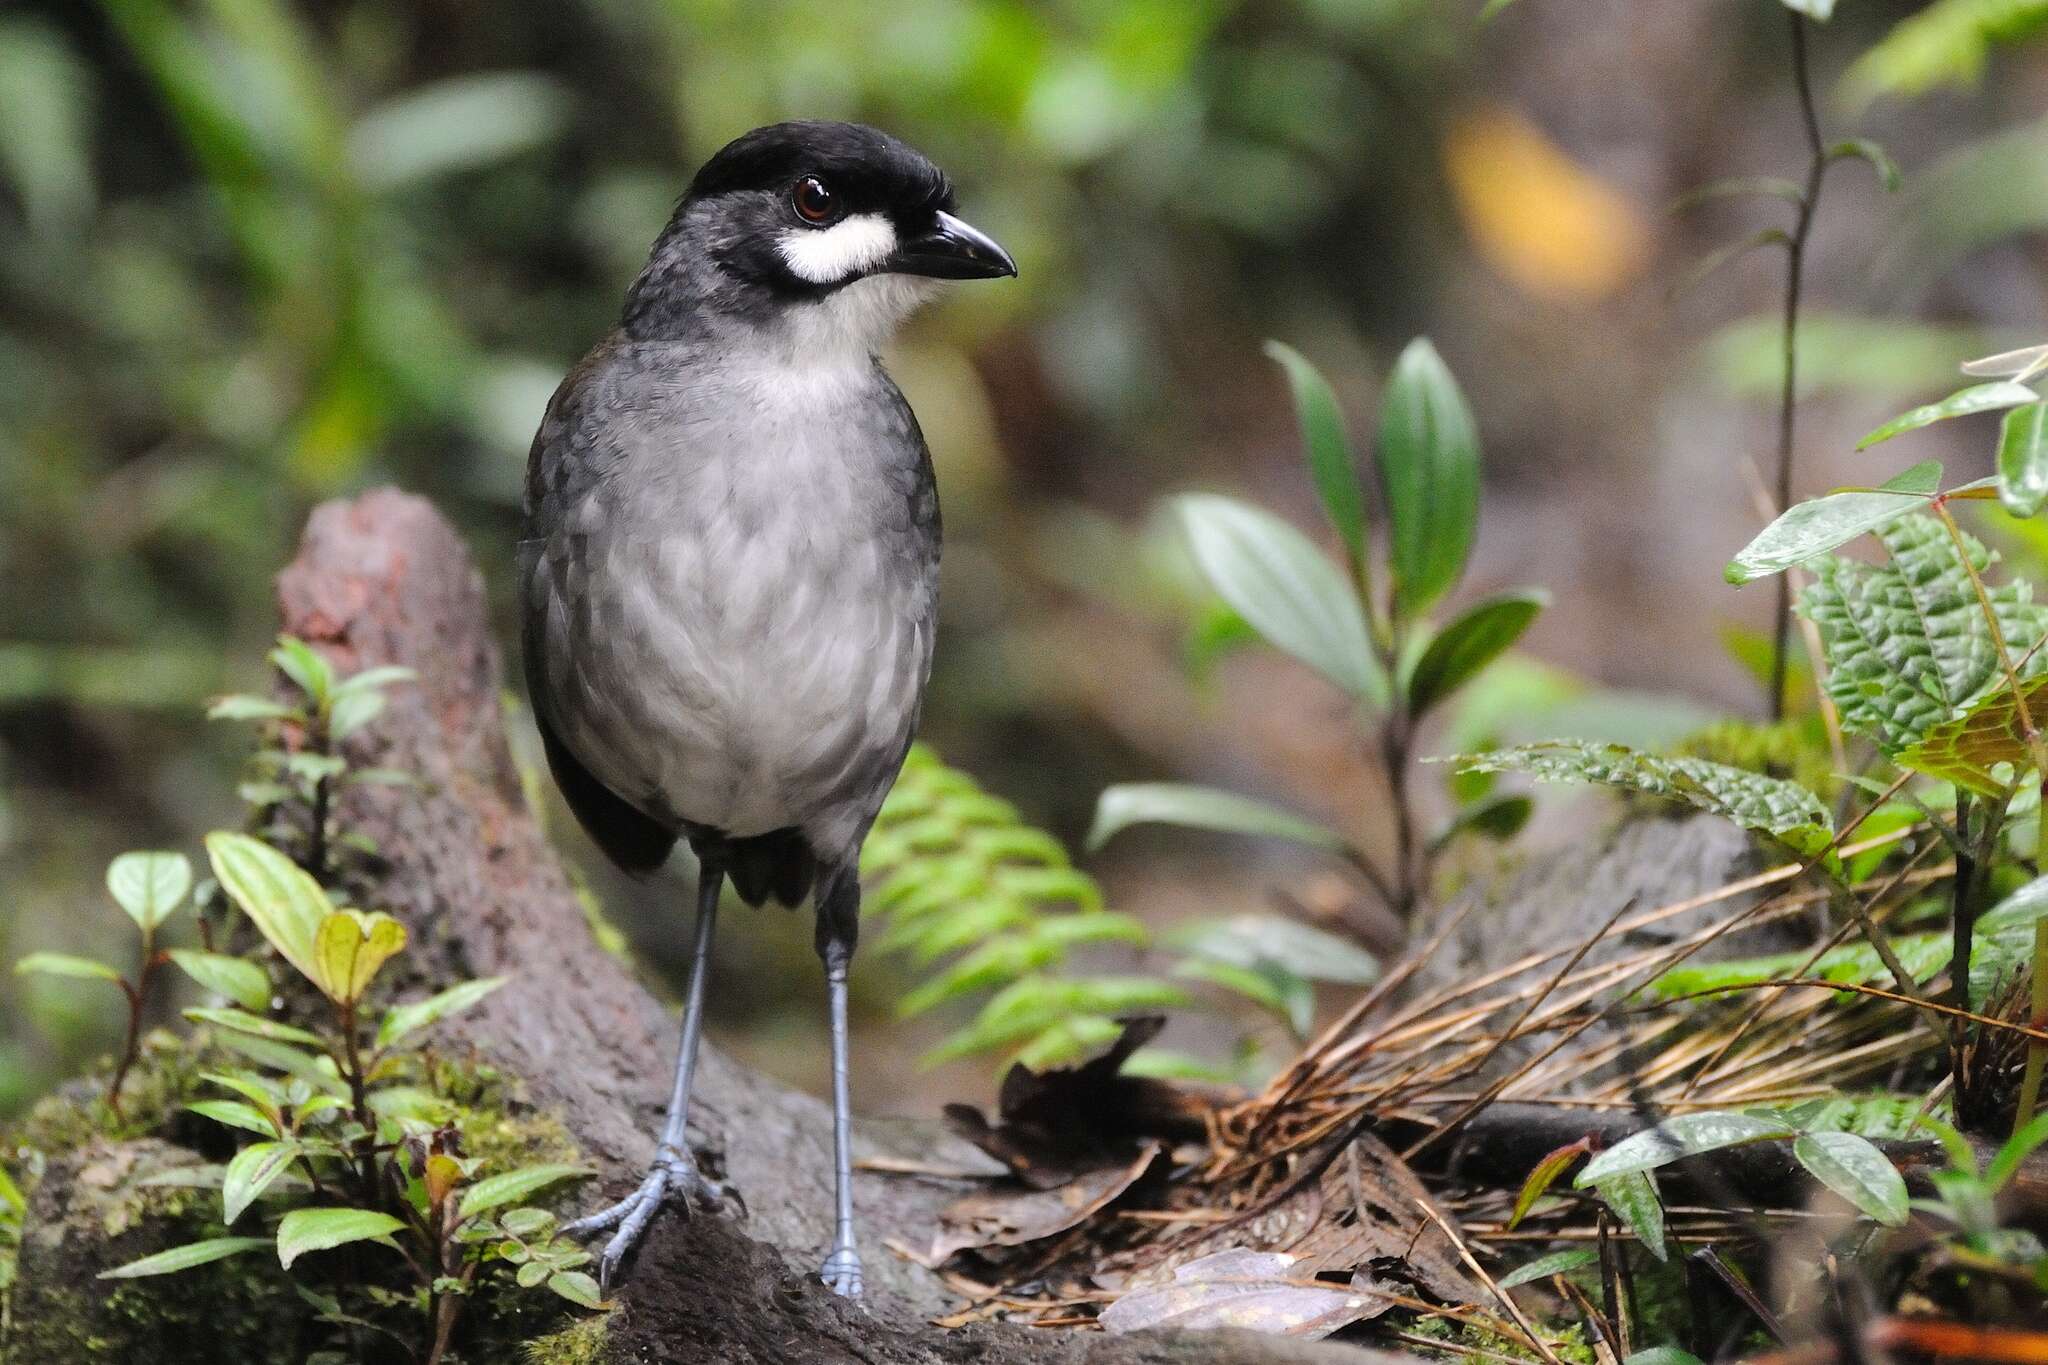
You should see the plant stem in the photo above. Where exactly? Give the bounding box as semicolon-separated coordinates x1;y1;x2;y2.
1382;706;1418;917
1768;9;1831;722
108;930;159;1118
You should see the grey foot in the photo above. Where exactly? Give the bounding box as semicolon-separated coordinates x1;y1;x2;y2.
820;1244;863;1298
563;1146;732;1290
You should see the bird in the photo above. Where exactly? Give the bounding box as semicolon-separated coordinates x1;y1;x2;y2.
518;120;1016;1299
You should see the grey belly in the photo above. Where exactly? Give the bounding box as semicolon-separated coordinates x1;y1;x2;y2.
531;522;929;851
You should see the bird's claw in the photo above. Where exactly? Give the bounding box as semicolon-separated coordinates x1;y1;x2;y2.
562;1146;733;1291
820;1245;864;1298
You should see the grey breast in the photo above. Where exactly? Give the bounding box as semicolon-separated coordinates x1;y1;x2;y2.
522;333;940;856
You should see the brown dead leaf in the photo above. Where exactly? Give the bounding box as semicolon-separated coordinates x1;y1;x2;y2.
1097;1248;1382;1339
930;1141;1162;1263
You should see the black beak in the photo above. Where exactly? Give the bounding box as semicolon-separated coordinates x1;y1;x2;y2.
886;210;1018;281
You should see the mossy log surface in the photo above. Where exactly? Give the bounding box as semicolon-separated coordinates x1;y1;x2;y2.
10;490;1404;1364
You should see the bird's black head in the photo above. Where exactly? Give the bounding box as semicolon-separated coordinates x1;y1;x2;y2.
624;121;1015;343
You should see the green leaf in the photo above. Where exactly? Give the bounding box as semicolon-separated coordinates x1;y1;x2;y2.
1509;1140;1589;1230
99;1236;271;1279
1265;341;1367;568
457;1163;593;1219
213;1034;347;1096
1828;139;1901;192
347;72;568;190
1173;494;1383;701
107;851;192;932
205;831;333;986
270;637;335;707
1172;957;1314;1036
1406;590;1548;714
1989;1110;2048;1193
183;1007;326;1048
186;1100;278;1138
377;976;507;1048
547;1269;607;1309
1433;794;1533;849
1896;675;2048;797
1724;460;1943;584
223;1141;301;1225
1596;1170;1667;1261
1086;782;1350;856
1497;1248;1597;1289
1794;1132;1908;1225
327;689;385;742
206;695;301;723
1377;338;1479;616
1578;1112;1794;1184
330;665;416;699
1800;514;2048;754
1980;875;2048;936
1857;381;2039;450
1165;913;1379;985
15;951;121;982
276;1208;405;1269
1452;741;1835;862
312;909;407;1006
1999;403;2048;518
168;949;271;1011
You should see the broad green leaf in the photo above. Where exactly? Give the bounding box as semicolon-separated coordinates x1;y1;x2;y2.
377;976;507;1048
457;1163;593;1219
1497;1248;1597;1289
1800;514;2048;754
98;1236;270;1279
1172;957;1314;1036
1165;913;1379;985
214;1033;347;1095
16;951;121;982
1087;782;1350;855
206;695;301;723
547;1269;606;1309
1980;875;2048;936
1377;338;1479;615
168;949;271;1011
1173;494;1384;701
1725;460;1943;584
276;1207;405;1268
107;851;192;932
1509;1140;1589;1230
183;1007;325;1048
312;909;407;1005
1856;381;2039;450
1406;590;1548;715
223;1141;301;1225
186;1100;278;1138
1896;675;2048;796
269;636;334;706
1794;1132;1908;1225
1596;1170;1667;1261
205;832;332;985
201;1070;284;1110
1265;341;1367;567
1453;741;1835;863
327;690;385;742
1999;402;2048;518
1578;1112;1794;1184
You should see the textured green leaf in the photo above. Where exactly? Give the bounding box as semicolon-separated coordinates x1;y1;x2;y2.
1265;341;1366;568
377;976;507;1048
1725;460;1942;584
1596;1170;1667;1261
1087;783;1350;855
1999;402;2048;517
1406;589;1547;714
15;951;121;982
205;832;333;986
1896;675;2048;796
1857;381;2039;450
1174;494;1383;701
168;949;271;1011
107;851;192;932
275;1207;405;1268
99;1236;270;1279
1453;740;1834;861
223;1141;301;1225
1799;514;2048;753
1980;875;2048;935
1579;1112;1794;1184
1794;1132;1908;1225
1377;338;1479;615
457;1163;592;1219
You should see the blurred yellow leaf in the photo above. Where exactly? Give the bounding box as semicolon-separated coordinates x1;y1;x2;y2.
313;909;407;1006
1444;106;1652;303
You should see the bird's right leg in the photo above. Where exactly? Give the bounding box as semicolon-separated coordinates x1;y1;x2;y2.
563;858;733;1289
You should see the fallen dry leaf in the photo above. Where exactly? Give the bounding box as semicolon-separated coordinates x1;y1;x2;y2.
1097;1248;1381;1339
930;1141;1162;1262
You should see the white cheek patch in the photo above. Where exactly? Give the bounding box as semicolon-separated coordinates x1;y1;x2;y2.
778;213;898;285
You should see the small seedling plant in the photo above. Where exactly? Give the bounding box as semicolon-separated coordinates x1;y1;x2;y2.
1090;338;1548;922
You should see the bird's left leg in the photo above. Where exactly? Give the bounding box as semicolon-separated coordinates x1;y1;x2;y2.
815;865;864;1298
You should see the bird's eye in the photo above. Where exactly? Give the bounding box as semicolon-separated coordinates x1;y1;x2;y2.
792;176;839;225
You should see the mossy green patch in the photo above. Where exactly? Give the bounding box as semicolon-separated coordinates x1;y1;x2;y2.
519;1313;610;1365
